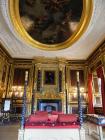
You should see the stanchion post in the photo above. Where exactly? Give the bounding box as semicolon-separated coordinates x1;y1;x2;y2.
77;71;83;127
21;71;28;130
65;89;68;114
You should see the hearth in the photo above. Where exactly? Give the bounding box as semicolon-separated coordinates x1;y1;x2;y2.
37;99;62;112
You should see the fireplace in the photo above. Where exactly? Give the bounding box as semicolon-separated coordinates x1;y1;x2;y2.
37;99;62;112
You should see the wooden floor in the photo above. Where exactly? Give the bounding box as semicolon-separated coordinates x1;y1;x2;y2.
0;124;19;140
0;123;104;140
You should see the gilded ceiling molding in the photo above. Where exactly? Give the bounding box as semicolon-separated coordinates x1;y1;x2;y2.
87;39;105;61
87;40;105;71
9;0;93;51
0;42;12;61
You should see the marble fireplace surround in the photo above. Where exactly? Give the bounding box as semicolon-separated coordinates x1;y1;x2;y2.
37;99;62;112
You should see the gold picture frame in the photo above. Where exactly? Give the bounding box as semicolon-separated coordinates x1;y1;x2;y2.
44;70;56;85
9;0;93;51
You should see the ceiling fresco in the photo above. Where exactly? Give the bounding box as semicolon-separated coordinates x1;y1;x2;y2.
19;0;83;45
1;0;103;60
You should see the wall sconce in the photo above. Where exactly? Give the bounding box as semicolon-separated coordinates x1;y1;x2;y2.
80;87;85;92
73;92;77;98
71;87;86;102
72;87;77;92
10;86;24;98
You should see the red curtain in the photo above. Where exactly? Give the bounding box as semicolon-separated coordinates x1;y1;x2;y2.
96;66;105;115
88;73;94;114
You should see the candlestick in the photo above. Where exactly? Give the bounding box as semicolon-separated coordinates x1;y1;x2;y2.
25;71;28;81
77;71;79;82
77;73;83;127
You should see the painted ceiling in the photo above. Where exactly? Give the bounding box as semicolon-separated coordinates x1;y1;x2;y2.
0;0;105;60
19;0;82;44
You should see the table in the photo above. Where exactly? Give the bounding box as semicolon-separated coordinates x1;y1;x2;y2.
86;114;105;140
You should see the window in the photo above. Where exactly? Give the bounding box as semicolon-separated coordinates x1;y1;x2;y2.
93;74;102;107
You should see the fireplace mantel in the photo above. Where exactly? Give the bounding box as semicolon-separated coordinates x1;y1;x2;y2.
34;93;65;112
35;92;64;100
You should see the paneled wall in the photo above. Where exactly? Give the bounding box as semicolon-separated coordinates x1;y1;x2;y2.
0;45;11;105
0;41;105;115
65;61;87;114
0;50;88;114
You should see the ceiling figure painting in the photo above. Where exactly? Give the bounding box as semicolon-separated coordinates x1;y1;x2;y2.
19;0;83;45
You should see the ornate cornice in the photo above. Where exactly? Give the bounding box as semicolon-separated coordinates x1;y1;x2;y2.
88;40;105;62
87;40;105;71
0;42;12;62
13;59;33;68
0;38;105;68
36;92;64;100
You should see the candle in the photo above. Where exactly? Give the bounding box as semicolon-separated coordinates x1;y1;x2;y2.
77;71;79;82
25;71;28;81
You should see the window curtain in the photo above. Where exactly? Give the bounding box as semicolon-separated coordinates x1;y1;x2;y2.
88;73;94;113
96;66;105;115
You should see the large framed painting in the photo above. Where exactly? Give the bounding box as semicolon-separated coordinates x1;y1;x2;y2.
70;70;85;87
19;0;83;45
44;71;55;85
9;0;93;50
13;68;29;86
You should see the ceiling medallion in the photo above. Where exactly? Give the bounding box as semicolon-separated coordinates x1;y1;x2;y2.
9;0;93;51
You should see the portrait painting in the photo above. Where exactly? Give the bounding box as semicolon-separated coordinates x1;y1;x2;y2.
19;0;83;45
44;71;55;85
